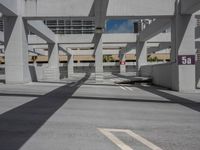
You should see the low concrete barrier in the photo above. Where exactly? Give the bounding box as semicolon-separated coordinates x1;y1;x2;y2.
140;63;173;89
28;63;137;81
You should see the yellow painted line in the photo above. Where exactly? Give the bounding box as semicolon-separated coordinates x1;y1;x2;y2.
98;128;163;150
98;128;133;150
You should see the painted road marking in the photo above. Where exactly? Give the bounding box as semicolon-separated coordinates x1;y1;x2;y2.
98;128;163;150
118;85;133;92
98;128;133;150
119;86;127;91
125;87;133;91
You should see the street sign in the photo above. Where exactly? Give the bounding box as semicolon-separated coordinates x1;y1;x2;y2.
178;55;196;65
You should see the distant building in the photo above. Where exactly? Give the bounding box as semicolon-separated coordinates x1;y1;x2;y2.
44;19;95;34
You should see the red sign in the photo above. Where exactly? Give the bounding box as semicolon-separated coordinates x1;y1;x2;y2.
120;61;126;65
178;55;196;65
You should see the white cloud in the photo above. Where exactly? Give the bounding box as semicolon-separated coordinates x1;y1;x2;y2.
108;20;134;33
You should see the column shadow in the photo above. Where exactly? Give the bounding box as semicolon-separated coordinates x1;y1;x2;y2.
0;73;90;150
112;73;200;112
137;86;200;113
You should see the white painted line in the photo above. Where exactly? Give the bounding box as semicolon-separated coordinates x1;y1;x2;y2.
98;128;163;150
125;87;133;91
98;128;133;150
120;86;127;91
126;130;163;150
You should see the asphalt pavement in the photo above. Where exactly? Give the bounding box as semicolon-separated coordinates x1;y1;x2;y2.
0;73;199;150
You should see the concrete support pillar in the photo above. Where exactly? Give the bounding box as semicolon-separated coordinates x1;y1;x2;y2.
171;3;196;91
119;50;126;73
95;33;103;73
4;16;31;83
67;54;74;77
136;40;147;76
46;42;60;80
48;43;59;68
94;33;103;81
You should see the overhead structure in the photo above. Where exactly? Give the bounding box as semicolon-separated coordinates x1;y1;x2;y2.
181;0;200;14
0;0;199;92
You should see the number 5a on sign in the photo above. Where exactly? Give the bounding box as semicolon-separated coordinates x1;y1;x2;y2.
178;55;196;65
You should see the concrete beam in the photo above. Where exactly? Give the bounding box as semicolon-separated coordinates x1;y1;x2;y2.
181;0;200;14
27;20;56;44
28;35;47;45
59;44;94;49
195;26;200;39
0;31;4;43
103;33;137;43
59;44;73;56
0;0;17;16
24;0;94;17
148;33;171;43
120;43;136;54
57;34;137;44
107;0;175;17
28;45;45;56
29;44;48;49
147;42;171;53
139;19;171;42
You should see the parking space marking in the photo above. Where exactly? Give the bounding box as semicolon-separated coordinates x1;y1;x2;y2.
98;128;133;150
98;128;163;150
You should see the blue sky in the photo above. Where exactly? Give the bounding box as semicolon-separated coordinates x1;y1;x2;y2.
106;19;134;33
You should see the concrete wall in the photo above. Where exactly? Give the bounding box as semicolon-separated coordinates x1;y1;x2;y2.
28;63;136;81
196;61;200;88
23;0;175;17
140;63;173;89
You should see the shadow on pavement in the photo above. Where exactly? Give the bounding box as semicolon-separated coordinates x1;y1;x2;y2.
137;86;200;113
112;73;200;112
71;96;200;105
0;73;90;150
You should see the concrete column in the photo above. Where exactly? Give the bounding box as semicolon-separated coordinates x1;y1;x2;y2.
95;33;103;74
48;43;59;68
68;54;74;77
47;42;60;80
94;33;103;81
136;40;147;76
119;50;126;73
171;3;196;91
4;16;31;84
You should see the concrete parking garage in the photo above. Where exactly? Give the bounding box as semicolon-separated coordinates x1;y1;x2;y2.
0;0;200;149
